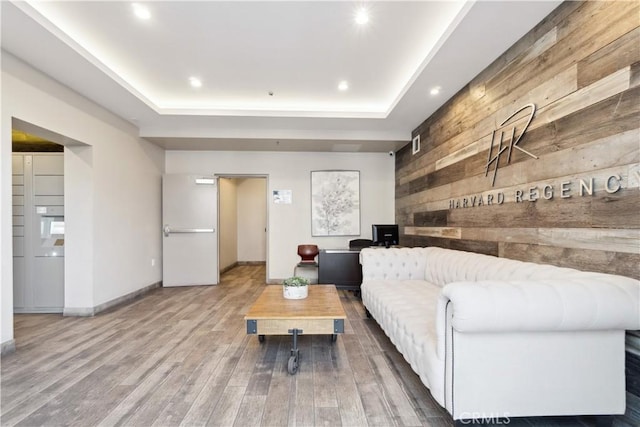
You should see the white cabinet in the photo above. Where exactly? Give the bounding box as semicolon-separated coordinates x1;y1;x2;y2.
12;153;64;313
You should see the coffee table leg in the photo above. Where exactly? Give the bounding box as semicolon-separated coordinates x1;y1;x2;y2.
287;328;302;375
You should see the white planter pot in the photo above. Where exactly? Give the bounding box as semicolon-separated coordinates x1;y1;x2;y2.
283;285;308;300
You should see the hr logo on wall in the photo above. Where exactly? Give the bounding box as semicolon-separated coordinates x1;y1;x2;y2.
485;103;537;187
448;102;633;210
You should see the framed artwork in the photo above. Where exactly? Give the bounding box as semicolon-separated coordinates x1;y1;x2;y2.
311;170;360;236
272;189;292;204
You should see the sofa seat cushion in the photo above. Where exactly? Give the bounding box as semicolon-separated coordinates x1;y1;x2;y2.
362;279;444;402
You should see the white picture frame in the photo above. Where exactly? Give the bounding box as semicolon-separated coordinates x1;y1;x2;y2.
311;170;360;236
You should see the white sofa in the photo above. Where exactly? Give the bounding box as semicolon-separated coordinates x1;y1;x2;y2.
359;247;640;423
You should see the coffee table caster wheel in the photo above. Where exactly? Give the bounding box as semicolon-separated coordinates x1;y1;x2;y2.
331;334;337;343
288;355;298;375
258;335;265;343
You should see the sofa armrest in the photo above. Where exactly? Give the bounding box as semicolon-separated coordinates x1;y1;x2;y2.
439;278;640;333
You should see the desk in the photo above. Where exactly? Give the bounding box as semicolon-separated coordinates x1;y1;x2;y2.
318;249;363;294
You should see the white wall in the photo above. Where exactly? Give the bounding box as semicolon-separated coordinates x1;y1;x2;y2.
219;178;238;271
1;67;13;350
165;151;395;281
1;53;164;346
64;145;94;309
237;178;267;262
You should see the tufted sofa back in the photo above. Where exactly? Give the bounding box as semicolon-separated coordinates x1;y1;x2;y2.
360;247;431;281
360;246;628;288
423;247;584;286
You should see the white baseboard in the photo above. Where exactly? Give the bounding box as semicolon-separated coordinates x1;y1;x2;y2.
63;307;96;317
1;339;16;356
63;281;161;317
14;307;63;314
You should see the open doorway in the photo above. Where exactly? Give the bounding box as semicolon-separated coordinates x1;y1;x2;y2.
12;129;65;313
10;118;88;318
218;176;268;280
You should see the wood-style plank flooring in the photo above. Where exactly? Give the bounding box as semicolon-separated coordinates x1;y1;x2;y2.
0;265;636;426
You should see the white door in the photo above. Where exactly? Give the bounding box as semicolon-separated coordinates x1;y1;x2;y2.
162;174;218;287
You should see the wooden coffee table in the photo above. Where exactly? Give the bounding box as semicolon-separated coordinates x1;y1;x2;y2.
245;284;347;374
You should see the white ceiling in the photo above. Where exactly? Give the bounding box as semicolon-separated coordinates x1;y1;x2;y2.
1;0;562;152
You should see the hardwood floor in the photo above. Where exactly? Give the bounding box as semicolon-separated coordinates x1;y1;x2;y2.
0;265;635;426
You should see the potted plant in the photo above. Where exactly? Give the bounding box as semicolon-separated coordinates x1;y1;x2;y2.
283;276;309;300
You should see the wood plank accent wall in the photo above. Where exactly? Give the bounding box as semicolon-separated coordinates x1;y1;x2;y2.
396;1;640;279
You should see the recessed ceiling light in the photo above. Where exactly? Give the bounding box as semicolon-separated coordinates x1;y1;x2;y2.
338;81;349;91
355;7;369;25
189;77;202;88
132;3;151;20
430;86;441;96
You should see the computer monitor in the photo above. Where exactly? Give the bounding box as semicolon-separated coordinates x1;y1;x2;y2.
372;224;399;248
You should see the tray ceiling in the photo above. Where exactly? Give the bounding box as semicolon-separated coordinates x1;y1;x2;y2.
1;1;562;151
